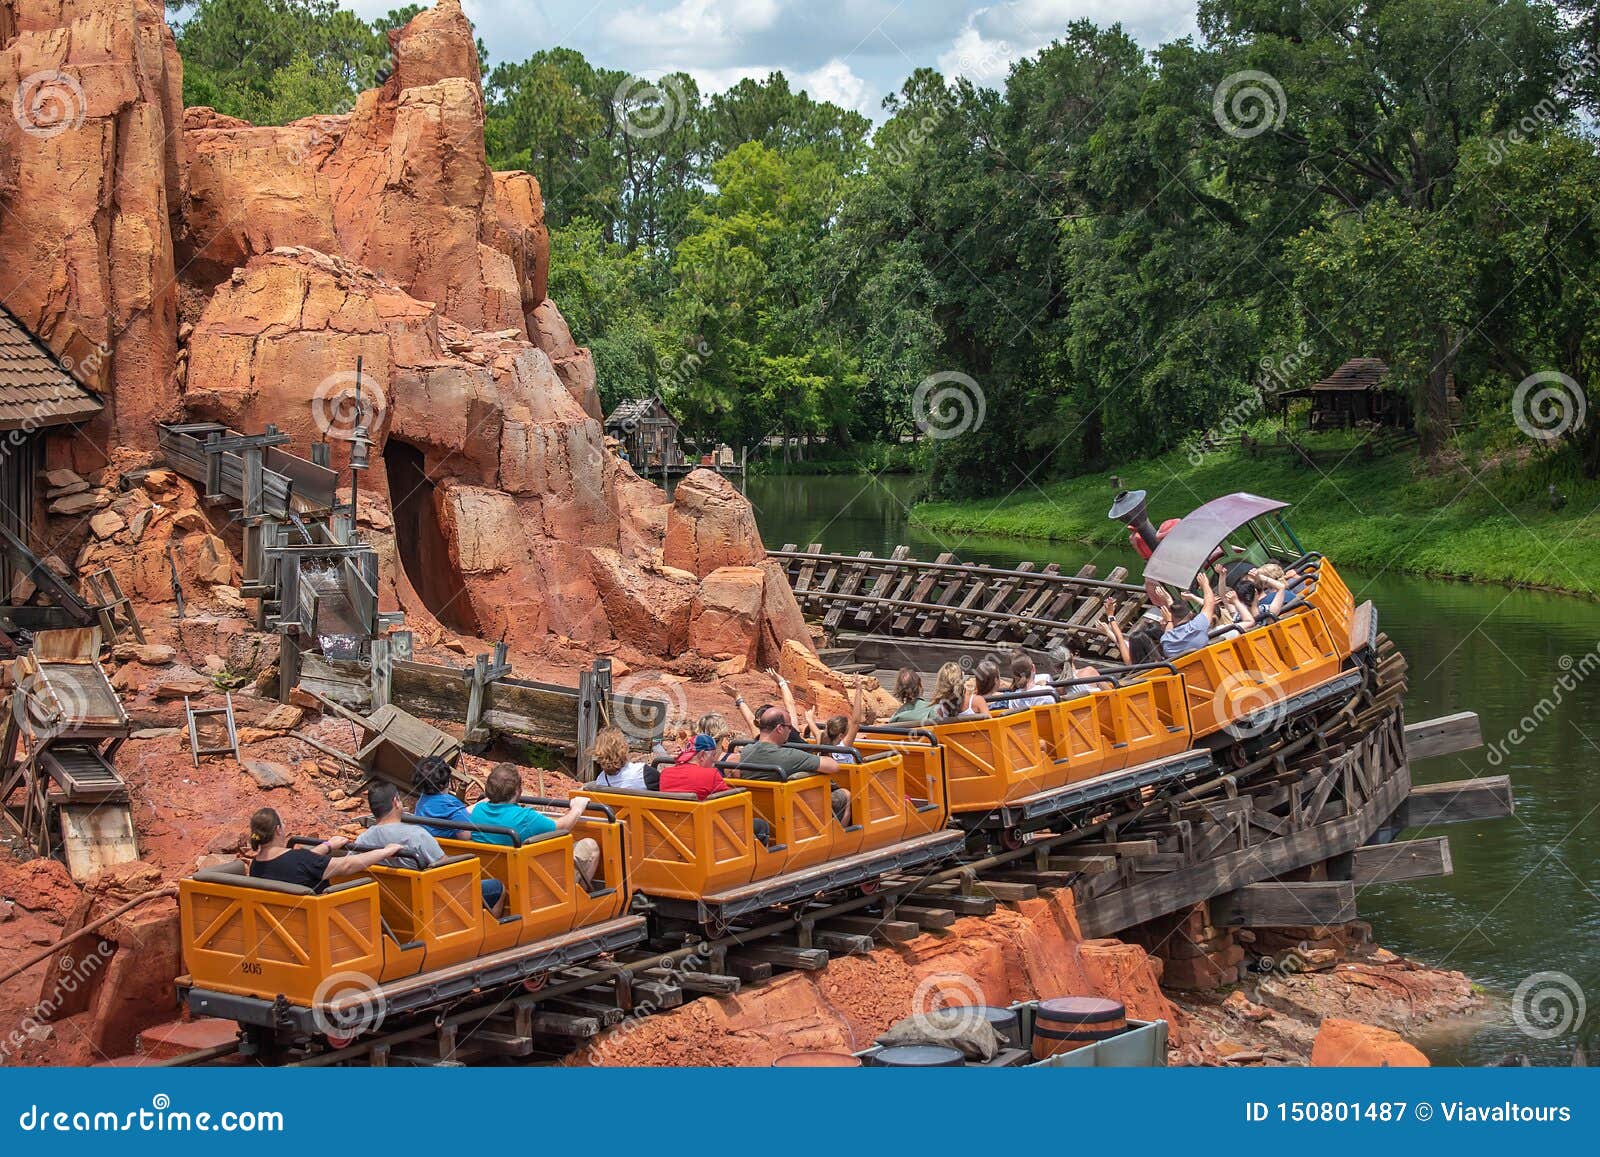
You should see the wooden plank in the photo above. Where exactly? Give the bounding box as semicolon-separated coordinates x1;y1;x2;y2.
1212;880;1357;927
908;890;994;916
731;944;830;971
1395;776;1514;828
1403;712;1482;760
967;561;1032;639
822;552;874;631
1075;758;1411;938
811;930;876;955
1021;564;1087;646
1047;854;1119;876
893;551;954;633
1094;839;1159;857
58;803;139;880
819;915;921;943
857;546;909;629
1353;836;1453;885
794;544;824;593
893;903;957;930
919;559;975;637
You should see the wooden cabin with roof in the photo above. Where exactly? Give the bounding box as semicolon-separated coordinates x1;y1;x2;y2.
604;396;684;470
0;304;104;595
1278;357;1413;431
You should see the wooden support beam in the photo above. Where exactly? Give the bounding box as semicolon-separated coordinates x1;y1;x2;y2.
1075;759;1412;938
811;930;876;955
894;903;957;930
1395;776;1514;828
1354;836;1453;885
819;915;921;943
724;957;773;985
1212;880;1358;927
909;890;995;917
731;944;830;971
1403;712;1482;760
1048;854;1119;876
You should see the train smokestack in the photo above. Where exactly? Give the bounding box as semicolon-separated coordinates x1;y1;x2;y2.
1109;489;1160;552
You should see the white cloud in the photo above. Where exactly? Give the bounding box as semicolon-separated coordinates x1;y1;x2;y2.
937;23;1018;85
797;59;871;114
602;0;785;65
938;1;1197;88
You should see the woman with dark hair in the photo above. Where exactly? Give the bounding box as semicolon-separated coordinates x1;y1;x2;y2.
245;807;400;892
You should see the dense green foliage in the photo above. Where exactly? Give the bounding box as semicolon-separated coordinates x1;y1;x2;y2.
168;0;1600;492
911;420;1600;596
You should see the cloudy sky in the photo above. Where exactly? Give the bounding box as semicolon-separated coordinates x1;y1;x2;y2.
350;0;1198;115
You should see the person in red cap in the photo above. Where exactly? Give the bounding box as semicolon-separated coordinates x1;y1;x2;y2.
661;735;772;845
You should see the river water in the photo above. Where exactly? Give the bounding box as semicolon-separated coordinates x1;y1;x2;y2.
740;472;1600;1065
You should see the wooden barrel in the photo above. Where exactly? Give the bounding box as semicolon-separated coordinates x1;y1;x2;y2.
874;1044;965;1067
773;1052;862;1067
956;1005;1022;1049
1031;996;1126;1060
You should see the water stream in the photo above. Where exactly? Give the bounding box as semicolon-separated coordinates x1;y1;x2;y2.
738;472;1600;1065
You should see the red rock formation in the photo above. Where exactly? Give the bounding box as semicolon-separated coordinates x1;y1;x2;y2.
2;0;807;669
1310;1017;1429;1067
571;890;1182;1066
0;0;183;452
182;249;800;660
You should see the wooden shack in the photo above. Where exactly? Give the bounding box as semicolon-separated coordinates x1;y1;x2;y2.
604;397;684;470
1279;358;1412;430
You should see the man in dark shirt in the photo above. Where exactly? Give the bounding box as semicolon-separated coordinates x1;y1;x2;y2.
738;710;850;823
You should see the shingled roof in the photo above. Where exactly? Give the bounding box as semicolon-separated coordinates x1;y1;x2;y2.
1310;357;1389;392
605;396;675;426
0;304;103;431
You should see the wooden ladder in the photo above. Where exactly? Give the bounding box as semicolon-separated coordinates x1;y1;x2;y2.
185;692;239;765
84;568;146;644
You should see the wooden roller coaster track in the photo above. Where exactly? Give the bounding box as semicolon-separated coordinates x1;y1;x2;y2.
770;545;1145;658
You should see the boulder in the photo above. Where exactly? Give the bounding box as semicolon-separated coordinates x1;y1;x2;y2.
689;566;766;664
88;510;126;539
663;469;767;577
1310;1018;1429;1067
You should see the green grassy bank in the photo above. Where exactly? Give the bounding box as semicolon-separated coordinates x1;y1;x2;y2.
910;428;1600;597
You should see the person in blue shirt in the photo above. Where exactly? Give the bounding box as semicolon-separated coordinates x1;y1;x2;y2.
1160;570;1216;659
470;763;599;885
412;756;471;839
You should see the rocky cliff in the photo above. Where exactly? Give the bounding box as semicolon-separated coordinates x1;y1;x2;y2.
0;0;799;665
